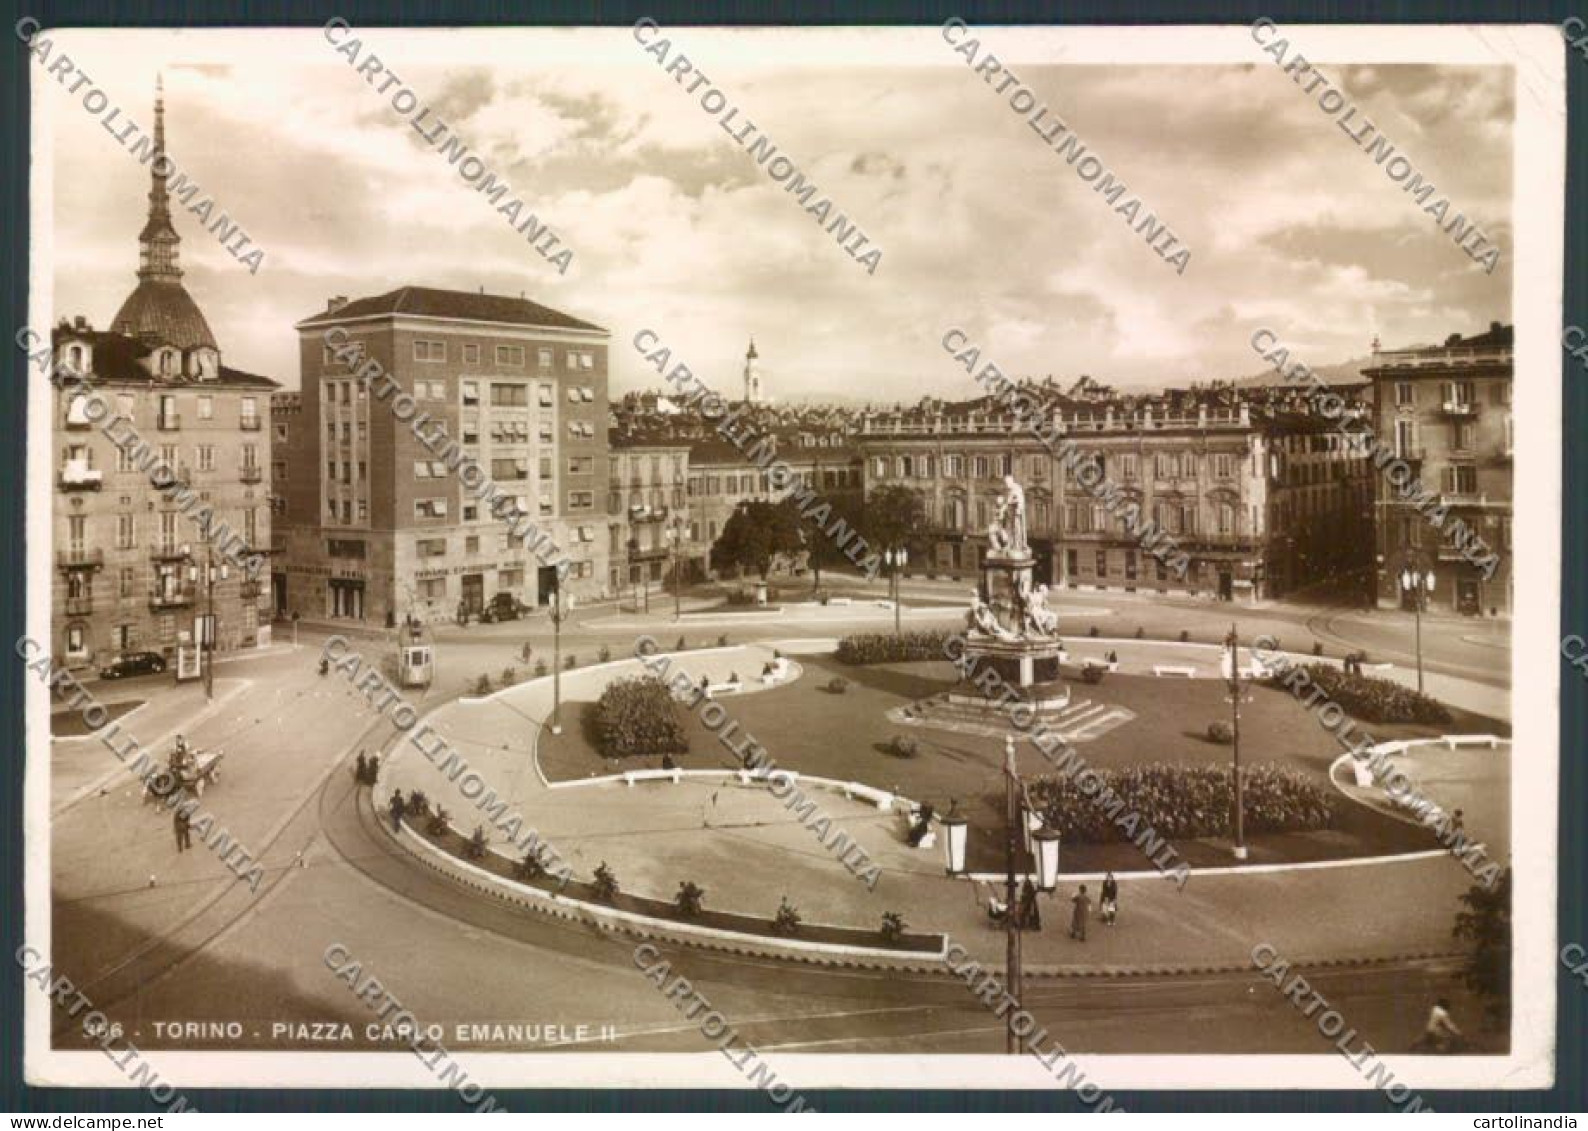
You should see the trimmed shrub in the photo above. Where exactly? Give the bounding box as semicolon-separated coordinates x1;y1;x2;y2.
592;861;619;903
564;654;577;670
1080;664;1106;684
593;675;688;760
598;645;612;663
534;659;548;678
1273;663;1452;725
466;826;488;860
1312;641;1325;657
835;630;953;665
888;735;919;758
827;676;849;694
474;674;493;696
1088;625;1100;638
1134;626;1145;640
1179;630;1190;643
405;790;430;821
515;849;546;882
675;636;687;652
1206;720;1234;745
717;634;729;648
675;880;705;918
881;911;907;944
1030;762;1334;844
774;897;802;936
500;666;517;686
426;806;451;837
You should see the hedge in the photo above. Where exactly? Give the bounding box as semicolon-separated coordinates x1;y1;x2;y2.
836;631;954;665
592;675;688;760
1273;663;1452;725
1029;762;1335;843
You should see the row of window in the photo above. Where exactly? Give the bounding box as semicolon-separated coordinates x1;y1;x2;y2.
321;378;596;409
1392;379;1511;407
410;341;598;370
68;392;259;428
62;509;259;552
1390;417;1514;455
63;442;260;474
414;526;602;560
871;450;1245;483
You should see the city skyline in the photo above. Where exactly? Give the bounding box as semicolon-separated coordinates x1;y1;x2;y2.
44;31;1512;401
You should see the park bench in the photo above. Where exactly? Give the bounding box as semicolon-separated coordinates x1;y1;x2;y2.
1075;657;1118;673
703;678;743;698
1153;664;1197;678
760;658;792;686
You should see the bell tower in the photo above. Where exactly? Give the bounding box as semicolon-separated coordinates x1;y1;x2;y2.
743;338;763;404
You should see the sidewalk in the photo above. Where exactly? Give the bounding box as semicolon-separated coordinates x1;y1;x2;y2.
381;643;1489;973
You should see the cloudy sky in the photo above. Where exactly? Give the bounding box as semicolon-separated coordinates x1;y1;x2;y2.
42;28;1514;400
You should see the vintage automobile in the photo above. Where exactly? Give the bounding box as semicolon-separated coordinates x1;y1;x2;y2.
478;593;531;624
98;651;167;680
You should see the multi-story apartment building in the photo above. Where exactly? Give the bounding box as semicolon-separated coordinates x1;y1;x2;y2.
607;440;697;597
1363;323;1513;616
50;86;276;669
277;286;612;625
857;392;1373;602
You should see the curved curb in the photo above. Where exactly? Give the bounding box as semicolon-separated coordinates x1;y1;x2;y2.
373;793;947;970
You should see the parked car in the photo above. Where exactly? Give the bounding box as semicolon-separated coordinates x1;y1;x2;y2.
478;593;530;624
98;651;167;680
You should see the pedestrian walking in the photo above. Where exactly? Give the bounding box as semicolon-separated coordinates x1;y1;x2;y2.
389;789;406;834
367;753;379;785
1100;871;1119;926
521;641;532;664
1451;809;1466;837
173;807;192;853
1069;883;1091;941
355;751;368;784
1019;878;1042;931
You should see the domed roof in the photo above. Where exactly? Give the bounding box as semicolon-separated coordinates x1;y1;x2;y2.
112;279;218;352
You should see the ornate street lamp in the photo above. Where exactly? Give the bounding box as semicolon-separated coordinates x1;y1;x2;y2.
884;545;909;636
184;540;227;703
1399;564;1436;694
1223;624;1249;861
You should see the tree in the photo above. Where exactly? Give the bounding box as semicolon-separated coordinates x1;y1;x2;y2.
710;499;802;580
862;484;928;561
1452;866;1510;1027
794;490;864;591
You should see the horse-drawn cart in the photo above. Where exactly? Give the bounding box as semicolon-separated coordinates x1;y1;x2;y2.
143;742;225;805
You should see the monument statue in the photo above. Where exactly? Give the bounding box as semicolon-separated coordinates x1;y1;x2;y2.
1025;583;1059;637
999;474;1029;554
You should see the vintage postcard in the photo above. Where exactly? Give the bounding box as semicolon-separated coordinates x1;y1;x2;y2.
20;20;1563;1102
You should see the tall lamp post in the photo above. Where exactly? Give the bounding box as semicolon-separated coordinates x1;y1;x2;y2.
666;515;687;622
184;541;227;703
942;737;1060;1055
549;576;569;736
1399;563;1435;694
884;545;908;636
1222;624;1249;861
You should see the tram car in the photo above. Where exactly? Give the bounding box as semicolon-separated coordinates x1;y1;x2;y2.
398;622;435;689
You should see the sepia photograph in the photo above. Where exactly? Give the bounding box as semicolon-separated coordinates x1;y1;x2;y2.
11;14;1574;1110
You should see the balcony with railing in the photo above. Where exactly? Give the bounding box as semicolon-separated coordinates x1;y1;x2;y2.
1439;400;1477;417
240;465;264;484
149;586;197;610
240;416;262;431
151;544;191;563
58;460;103;491
1371;345;1513;371
239;580;263;601
56;547;103;570
64;595;94;616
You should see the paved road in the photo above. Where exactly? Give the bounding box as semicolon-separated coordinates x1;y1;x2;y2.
44;587;1508;1059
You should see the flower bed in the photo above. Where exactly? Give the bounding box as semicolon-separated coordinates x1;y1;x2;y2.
404;815;944;953
836;631;954;665
1271;663;1452;725
1029;762;1336;843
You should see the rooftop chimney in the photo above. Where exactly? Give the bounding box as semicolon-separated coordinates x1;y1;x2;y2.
73;315;88;330
1490;321;1501;333
327;295;348;313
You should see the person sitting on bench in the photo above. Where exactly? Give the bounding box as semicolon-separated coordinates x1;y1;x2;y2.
907;802;936;848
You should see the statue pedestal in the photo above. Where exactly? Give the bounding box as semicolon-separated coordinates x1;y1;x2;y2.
962;548;1067;692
